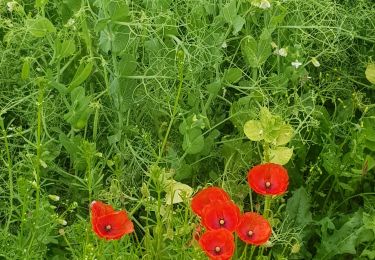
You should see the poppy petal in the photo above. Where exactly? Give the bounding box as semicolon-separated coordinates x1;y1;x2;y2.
95;211;134;240
247;163;289;195
236;212;271;245
199;229;235;260
90;201;115;235
201;201;240;232
191;187;231;217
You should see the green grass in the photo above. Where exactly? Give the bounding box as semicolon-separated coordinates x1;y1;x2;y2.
1;0;375;259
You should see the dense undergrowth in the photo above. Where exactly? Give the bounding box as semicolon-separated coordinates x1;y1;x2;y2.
0;0;375;259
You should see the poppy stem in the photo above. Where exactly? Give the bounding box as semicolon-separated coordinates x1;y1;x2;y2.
263;195;272;219
263;142;270;163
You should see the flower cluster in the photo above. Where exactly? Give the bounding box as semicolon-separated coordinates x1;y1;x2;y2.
90;201;134;240
192;163;288;259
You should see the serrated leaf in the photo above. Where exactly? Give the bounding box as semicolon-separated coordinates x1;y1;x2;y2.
365;64;375;84
315;211;364;259
286;187;312;227
244;120;264;141
269;146;293;165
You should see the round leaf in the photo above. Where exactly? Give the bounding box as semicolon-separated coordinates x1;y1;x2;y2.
365;64;375;84
276;124;294;146
244;120;264;141
269;146;293;165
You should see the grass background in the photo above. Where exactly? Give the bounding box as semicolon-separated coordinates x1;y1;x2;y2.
0;0;375;259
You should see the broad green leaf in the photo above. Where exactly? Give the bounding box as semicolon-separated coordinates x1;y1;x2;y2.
232;15;245;35
182;128;204;154
244;120;264;141
222;0;237;24
207;81;222;96
276;124;294;145
241;36;258;68
365;64;375;84
116;54;137;77
223;68;242;83
315;211;364;259
68;61;94;91
64;86;92;129
286;187;312;227
241;30;272;68
269;146;293;165
108;1;129;22
57;39;76;59
164;180;193;205
27;17;56;37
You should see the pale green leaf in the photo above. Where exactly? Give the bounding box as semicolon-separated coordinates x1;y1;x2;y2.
244;120;264;141
365;63;375;84
269;146;293;165
165;180;193;205
276;124;294;145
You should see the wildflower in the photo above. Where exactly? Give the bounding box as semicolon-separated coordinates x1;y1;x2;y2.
291;60;302;69
199;229;235;260
275;48;288;57
90;201;134;240
48;194;60;201
57;219;67;226
259;0;271;9
236;212;271;245
311;57;320;67
7;1;17;12
247;163;289;196
191;187;230;217
201;200;241;232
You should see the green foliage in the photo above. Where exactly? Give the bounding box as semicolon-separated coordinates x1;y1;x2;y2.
0;0;375;259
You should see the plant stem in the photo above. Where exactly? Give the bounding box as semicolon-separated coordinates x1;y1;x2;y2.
157;50;184;164
35;80;45;212
1;119;13;232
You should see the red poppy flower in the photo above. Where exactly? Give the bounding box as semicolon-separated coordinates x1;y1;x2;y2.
236;212;271;245
90;201;134;240
201;201;240;232
247;163;289;195
191;187;231;217
199;229;235;260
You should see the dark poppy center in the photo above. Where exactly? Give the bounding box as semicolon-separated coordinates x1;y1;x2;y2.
219;218;225;226
105;225;112;232
265;181;271;189
214;246;221;254
247;230;254;237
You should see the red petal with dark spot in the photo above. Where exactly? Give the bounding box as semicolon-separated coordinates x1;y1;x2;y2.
201;200;240;232
199;229;235;260
236;212;271;245
247;163;289;195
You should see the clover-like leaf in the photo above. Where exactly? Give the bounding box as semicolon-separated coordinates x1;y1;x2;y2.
276;124;294;145
269;146;293;165
244;120;264;141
